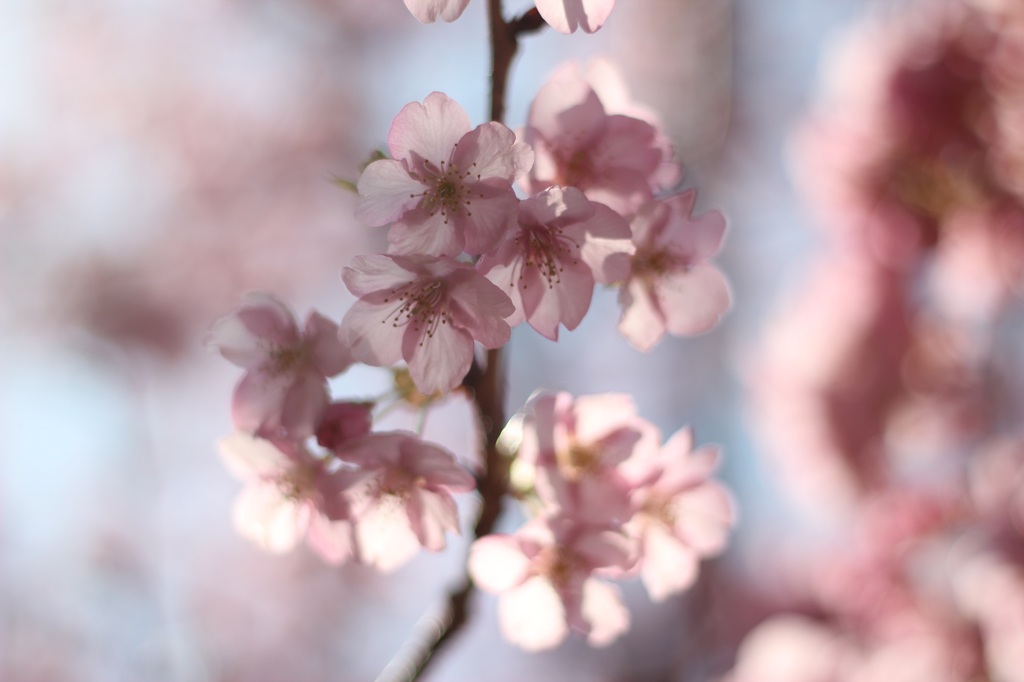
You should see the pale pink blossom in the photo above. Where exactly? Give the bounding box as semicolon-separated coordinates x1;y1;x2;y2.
356;92;533;257
468;515;634;650
339;254;515;395
535;0;615;34
478;186;632;340
402;0;470;24
515;391;660;523
522;67;673;216
339;432;476;572
618;192;731;351
208;293;353;439
622;428;734;602
217;432;359;564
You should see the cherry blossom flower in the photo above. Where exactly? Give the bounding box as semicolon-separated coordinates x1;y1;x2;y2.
478;186;632;340
402;0;470;24
339;432;476;572
522;66;675;216
208;293;353;439
535;0;615;34
356;92;533;257
515;391;660;523
618;191;731;351
218;432;360;564
468;515;635;650
339;254;515;395
621;428;734;602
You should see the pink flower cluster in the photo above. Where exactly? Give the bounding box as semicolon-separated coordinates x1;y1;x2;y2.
209;295;475;570
731;2;1024;680
469;391;734;650
348;67;730;395
208;54;734;654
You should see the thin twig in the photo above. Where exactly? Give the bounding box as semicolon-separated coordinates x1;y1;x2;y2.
374;4;548;681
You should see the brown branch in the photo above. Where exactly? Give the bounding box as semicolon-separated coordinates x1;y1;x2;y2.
375;4;549;680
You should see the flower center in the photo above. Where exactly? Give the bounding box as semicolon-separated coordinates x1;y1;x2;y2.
535;545;581;590
381;279;452;341
644;494;677;528
409;151;485;225
268;344;309;375
557;441;602;481
515;224;581;289
279;464;317;502
631;248;682;279
561;149;591;188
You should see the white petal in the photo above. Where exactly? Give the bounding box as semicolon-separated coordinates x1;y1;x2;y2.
355;159;428;226
581;579;630;646
640;522;699;602
498;576;569;651
468;536;531;592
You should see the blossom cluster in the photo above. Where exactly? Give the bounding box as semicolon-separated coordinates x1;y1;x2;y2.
208;293;476;571
470;391;734;650
208;55;734;651
348;64;730;396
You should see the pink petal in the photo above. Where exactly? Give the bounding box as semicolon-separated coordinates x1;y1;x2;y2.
591;115;660;175
573;393;638;444
518;257;594;340
477;256;527;329
338;298;406;368
304;311;353;377
640;523;699;602
407;442;476;491
447;269;515;347
498;576;569;651
305;513;356;565
387;207;466;258
521;186;596;225
581;579;630;646
629;200;671;247
535;0;615;34
468;535;531;592
232;483;306;553
655;264;732;336
527;75;606;149
207;313;265;368
452;122;524;182
355;499;421;572
454;184;519;256
407;488;457;551
278;372;330;440
660;191;726;262
207;293;297;367
674;481;735;555
341;254;419;298
574;527;637;571
402;0;470;23
519;391;565;465
355;159;429;226
388;92;471;167
218;432;292;480
618;277;666;351
655;441;721;495
404;316;475;394
579;203;633;284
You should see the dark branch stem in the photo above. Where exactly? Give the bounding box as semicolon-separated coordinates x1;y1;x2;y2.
375;3;547;681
